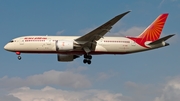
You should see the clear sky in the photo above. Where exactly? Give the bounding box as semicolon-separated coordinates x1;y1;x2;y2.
0;0;180;101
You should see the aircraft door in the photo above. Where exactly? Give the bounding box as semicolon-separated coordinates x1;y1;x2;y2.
44;39;52;50
19;38;24;45
98;38;104;44
131;40;136;46
46;39;51;45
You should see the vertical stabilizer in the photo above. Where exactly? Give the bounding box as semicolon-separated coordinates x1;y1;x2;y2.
137;13;168;41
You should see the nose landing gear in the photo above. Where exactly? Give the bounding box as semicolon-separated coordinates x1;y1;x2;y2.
83;54;92;64
16;52;21;60
18;56;21;60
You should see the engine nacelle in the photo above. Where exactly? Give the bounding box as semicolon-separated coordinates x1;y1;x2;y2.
57;54;79;62
56;40;74;51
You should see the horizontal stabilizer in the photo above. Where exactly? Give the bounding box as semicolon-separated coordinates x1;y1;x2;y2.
148;34;175;45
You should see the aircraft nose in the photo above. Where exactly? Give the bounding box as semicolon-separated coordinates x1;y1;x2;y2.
4;43;11;51
4;44;8;50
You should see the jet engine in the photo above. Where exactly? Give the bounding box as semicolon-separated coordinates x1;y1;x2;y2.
57;54;79;62
56;40;74;51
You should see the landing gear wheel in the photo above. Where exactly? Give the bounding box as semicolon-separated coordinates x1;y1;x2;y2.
18;56;21;60
84;54;92;59
84;54;88;58
83;59;91;64
88;55;92;59
87;60;91;64
83;54;92;64
83;59;87;64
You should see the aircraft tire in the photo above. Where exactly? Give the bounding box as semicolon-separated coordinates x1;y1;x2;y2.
87;60;91;64
18;56;21;60
88;55;92;59
83;59;87;64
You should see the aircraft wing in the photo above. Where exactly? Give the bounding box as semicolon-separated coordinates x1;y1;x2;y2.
75;11;130;53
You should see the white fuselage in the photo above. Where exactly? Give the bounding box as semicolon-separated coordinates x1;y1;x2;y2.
4;36;152;55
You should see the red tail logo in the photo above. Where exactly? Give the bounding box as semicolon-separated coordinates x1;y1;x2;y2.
137;13;168;41
127;13;169;48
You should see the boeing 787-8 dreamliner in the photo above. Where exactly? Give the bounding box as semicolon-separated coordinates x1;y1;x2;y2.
4;11;174;64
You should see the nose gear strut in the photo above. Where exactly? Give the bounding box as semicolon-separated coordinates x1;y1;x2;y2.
16;52;21;60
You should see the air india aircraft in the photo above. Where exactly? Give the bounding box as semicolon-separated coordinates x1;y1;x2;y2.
4;11;174;64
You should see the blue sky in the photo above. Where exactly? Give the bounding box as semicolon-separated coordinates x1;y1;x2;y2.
0;0;180;101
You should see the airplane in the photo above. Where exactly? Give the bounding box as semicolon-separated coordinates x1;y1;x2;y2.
4;11;174;64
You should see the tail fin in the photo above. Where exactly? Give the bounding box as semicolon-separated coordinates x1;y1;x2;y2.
137;13;168;41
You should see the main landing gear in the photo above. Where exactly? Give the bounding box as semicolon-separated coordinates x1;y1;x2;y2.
16;52;21;60
83;54;92;64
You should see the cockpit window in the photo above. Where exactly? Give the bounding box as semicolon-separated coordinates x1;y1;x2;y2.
9;40;14;43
